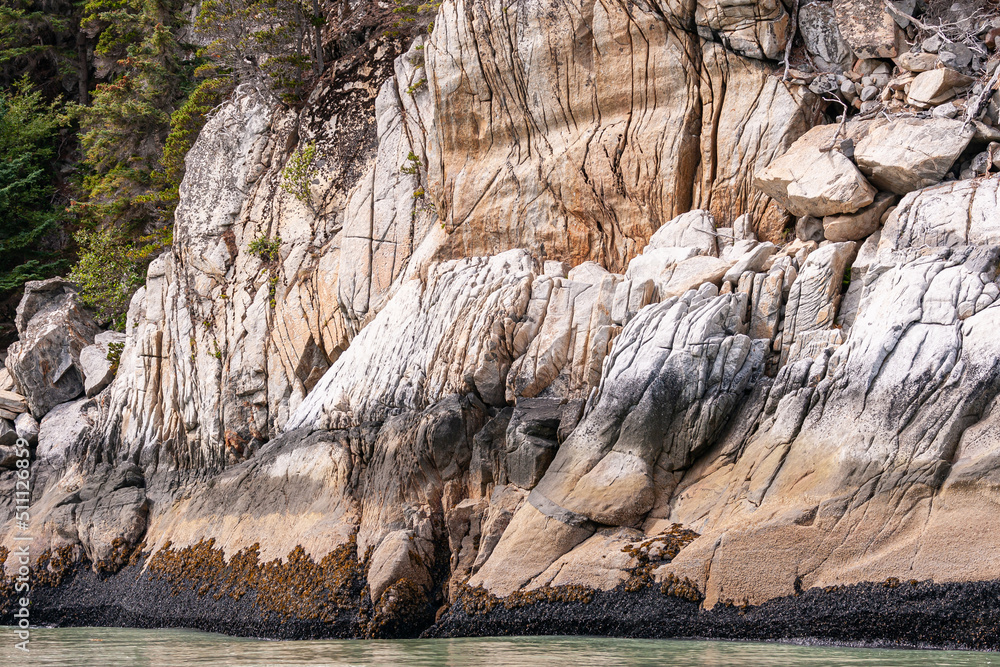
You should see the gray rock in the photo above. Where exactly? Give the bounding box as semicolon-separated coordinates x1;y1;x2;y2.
0;419;16;447
75;482;149;568
80;331;125;397
796;215;826;243
0;445;19;469
505;399;563;490
854;118;974;194
921;34;942;53
36;398;95;466
798;2;854;71
939;42;973;69
14;412;38;444
5;278;100;418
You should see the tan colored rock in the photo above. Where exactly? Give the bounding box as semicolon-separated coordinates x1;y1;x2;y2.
854;118;974;194
896;51;939;72
423;0;819;269
832;0;902;59
526;527;643;591
367;529;435;604
779;241;857;365
696;0;791;61
754;124;877;217
0;369;14;393
698;42;821;242
822;192;896;242
659;256;734;299
0;390;27;415
506;275;620;402
906;68;976;108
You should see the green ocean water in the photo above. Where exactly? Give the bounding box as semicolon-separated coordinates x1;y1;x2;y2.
1;627;998;666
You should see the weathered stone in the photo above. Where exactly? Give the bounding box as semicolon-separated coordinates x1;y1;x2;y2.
896;51;939;72
13;412;38;445
832;0;902;59
722;242;777;284
659;256;734;299
754;124;877;217
646;210;719;257
367;529;434;604
696;0;791;61
36;398;95;466
749;268;785;341
878;176;1000;260
780;241;857;364
80;331;126;398
0;369;14;393
611;280;655;326
6;278;100;418
505;399;563;490
507;275;620;403
906;68;976;108
798;2;854;72
854;118;974;194
0;390;27;415
0;420;16;448
822;192;896;241
795;215;825;243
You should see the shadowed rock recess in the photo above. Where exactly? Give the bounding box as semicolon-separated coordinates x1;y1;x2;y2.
5;0;1000;649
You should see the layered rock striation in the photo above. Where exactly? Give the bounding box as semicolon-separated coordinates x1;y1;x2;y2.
4;0;1000;648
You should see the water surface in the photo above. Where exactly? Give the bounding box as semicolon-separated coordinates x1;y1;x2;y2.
2;627;997;666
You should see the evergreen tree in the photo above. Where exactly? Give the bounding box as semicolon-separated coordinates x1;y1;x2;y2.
0;79;68;294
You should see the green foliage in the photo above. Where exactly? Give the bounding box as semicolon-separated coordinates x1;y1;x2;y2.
0;79;69;294
195;0;324;104
0;0;85;102
248;234;282;262
405;78;426;95
74;0;194;231
280;142;317;207
106;340;125;372
400;151;421;175
69;226;172;328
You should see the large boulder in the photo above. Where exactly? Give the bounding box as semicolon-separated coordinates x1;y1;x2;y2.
79;331;126;397
754;124;876;217
36;398;97;467
906;68;976;108
832;0;902;59
798;2;854;72
854;118;974;194
5;278;100;418
822;192;896;242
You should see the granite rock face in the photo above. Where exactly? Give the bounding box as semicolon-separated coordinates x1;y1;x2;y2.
6;0;1000;644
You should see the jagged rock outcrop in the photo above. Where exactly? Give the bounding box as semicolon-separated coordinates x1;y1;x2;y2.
5;278;100;418
6;0;1000;647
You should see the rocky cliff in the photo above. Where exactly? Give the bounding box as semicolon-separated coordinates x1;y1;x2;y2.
4;0;1000;648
